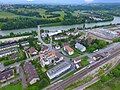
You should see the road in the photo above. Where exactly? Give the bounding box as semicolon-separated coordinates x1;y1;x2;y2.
37;25;52;50
47;48;120;90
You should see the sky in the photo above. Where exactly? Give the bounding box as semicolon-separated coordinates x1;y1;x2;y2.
0;0;120;4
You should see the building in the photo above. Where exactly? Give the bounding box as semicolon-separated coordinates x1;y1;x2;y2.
54;35;68;40
92;54;104;61
0;48;18;57
47;61;71;79
20;41;29;46
40;46;49;53
40;51;63;67
0;69;14;82
64;46;74;55
74;58;81;64
23;61;40;85
75;43;86;52
48;30;62;36
28;47;38;55
0;43;19;51
8;54;20;60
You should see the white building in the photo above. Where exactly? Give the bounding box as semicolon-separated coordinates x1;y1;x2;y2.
48;30;62;36
75;43;86;52
40;51;63;67
64;46;74;55
47;61;71;79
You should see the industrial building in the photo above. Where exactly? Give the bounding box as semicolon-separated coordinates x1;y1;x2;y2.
47;61;71;79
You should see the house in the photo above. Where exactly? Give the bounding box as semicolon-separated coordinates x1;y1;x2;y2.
92;54;104;61
40;51;63;67
23;61;40;85
73;58;81;69
8;54;20;60
20;41;29;46
40;46;49;53
64;46;74;55
28;47;38;55
74;58;81;64
47;61;71;79
0;48;18;57
75;43;86;52
0;69;14;82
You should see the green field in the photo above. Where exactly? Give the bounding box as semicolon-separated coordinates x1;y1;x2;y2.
0;11;19;18
0;82;22;90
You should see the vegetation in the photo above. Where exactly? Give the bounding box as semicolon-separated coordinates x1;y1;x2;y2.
0;82;22;90
0;4;119;30
86;63;120;90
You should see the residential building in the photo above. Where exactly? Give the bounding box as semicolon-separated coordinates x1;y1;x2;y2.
20;41;29;46
40;51;63;67
54;35;68;40
64;46;74;55
40;46;49;53
48;30;62;36
28;47;38;55
8;54;20;60
75;43;86;52
47;61;71;79
0;69;14;82
0;43;19;51
23;61;40;85
0;48;18;57
73;58;81;64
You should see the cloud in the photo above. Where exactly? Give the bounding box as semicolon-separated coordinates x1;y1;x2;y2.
84;0;94;3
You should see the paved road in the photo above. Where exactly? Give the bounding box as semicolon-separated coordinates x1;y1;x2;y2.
37;25;52;50
47;48;120;90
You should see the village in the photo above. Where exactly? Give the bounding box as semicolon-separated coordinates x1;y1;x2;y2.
0;25;120;90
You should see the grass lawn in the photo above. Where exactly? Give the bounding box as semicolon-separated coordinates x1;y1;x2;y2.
0;82;22;90
0;11;19;18
64;46;83;58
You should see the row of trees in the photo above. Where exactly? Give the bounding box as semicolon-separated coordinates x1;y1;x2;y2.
1;17;61;30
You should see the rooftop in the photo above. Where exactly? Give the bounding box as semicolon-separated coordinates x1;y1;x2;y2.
64;46;74;52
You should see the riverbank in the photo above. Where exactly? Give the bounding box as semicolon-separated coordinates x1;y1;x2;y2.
0;16;120;36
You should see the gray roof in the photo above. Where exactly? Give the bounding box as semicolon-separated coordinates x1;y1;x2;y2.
23;61;39;82
0;48;18;55
0;69;14;81
47;61;71;77
0;43;19;50
75;43;86;50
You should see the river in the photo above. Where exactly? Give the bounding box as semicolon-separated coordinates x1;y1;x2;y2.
0;16;120;36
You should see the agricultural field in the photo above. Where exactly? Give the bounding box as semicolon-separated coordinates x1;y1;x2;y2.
0;11;19;18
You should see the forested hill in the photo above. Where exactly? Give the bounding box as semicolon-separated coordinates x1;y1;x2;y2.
0;3;120;30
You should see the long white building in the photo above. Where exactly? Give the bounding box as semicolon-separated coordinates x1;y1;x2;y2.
47;61;71;79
